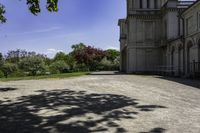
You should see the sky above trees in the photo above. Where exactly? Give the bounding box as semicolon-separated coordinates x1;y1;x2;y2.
0;0;126;57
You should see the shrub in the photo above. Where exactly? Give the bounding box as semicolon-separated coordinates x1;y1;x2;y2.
2;63;18;78
9;70;26;77
49;60;70;74
19;56;46;76
99;58;113;71
74;63;89;72
0;70;4;78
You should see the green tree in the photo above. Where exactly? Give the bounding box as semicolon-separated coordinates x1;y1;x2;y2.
105;49;120;62
0;0;58;23
49;60;69;74
19;56;46;76
99;57;113;70
0;70;4;78
2;63;18;78
54;52;66;61
71;43;86;52
65;54;76;71
0;52;3;68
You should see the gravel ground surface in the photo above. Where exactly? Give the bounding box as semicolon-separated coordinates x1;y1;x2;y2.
0;71;200;133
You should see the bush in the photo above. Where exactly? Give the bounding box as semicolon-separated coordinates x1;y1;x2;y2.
49;60;70;74
9;70;26;77
2;63;18;78
74;63;89;72
99;58;113;71
19;56;46;76
0;70;4;78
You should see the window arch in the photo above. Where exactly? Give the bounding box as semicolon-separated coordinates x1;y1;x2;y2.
186;41;194;72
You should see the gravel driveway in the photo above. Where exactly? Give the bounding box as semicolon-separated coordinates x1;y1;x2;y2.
0;71;200;133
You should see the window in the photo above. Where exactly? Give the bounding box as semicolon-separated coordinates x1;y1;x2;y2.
140;0;143;9
145;21;154;41
198;12;200;30
186;16;193;35
147;0;150;8
154;0;158;9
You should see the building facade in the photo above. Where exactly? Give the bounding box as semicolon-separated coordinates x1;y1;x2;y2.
119;0;200;77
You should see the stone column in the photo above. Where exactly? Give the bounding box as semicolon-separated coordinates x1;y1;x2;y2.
142;0;147;9
157;0;161;8
150;0;155;9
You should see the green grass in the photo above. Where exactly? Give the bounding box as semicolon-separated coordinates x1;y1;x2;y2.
0;72;90;82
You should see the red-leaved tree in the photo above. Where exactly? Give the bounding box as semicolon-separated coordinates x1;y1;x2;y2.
73;46;106;70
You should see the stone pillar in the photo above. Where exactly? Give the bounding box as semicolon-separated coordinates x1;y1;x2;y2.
157;0;161;8
150;0;155;9
135;0;140;9
142;0;147;9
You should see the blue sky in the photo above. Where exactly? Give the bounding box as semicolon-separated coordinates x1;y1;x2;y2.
0;0;126;57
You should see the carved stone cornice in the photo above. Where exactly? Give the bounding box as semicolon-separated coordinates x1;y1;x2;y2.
127;14;162;19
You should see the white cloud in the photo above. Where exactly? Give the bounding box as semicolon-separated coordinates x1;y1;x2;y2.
46;48;64;58
105;46;119;50
10;27;61;36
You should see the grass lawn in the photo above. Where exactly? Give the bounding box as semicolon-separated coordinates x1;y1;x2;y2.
0;72;90;82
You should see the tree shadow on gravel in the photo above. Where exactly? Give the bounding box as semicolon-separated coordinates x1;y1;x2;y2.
0;87;18;92
0;89;167;133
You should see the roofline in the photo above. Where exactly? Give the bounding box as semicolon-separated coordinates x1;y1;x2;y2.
182;0;200;14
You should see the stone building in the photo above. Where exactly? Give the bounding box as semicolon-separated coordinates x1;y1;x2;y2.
119;0;200;77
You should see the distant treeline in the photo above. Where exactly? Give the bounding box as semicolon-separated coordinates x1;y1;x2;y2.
0;43;120;78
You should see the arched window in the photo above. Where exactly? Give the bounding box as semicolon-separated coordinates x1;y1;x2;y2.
186;41;193;73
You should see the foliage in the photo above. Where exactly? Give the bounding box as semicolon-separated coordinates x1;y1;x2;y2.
2;63;18;78
49;60;69;74
65;54;77;70
19;56;46;76
0;72;89;82
0;0;58;23
0;4;6;23
9;70;26;77
54;52;66;61
0;70;4;78
0;52;4;68
0;46;120;78
99;57;113;70
6;49;35;63
73;46;106;71
71;43;86;52
105;49;120;62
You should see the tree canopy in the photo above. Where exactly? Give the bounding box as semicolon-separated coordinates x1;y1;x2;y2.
0;0;59;23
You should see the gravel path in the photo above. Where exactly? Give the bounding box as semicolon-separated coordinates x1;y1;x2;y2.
0;71;200;133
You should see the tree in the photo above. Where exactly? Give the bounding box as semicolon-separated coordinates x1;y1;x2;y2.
65;54;76;70
71;43;86;52
5;49;35;63
54;52;66;61
105;49;120;62
0;4;6;23
0;0;58;23
49;60;69;74
19;56;46;76
73;46;106;70
99;57;113;70
2;63;18;78
0;52;3;68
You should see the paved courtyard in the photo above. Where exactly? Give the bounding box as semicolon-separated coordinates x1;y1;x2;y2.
0;72;200;133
